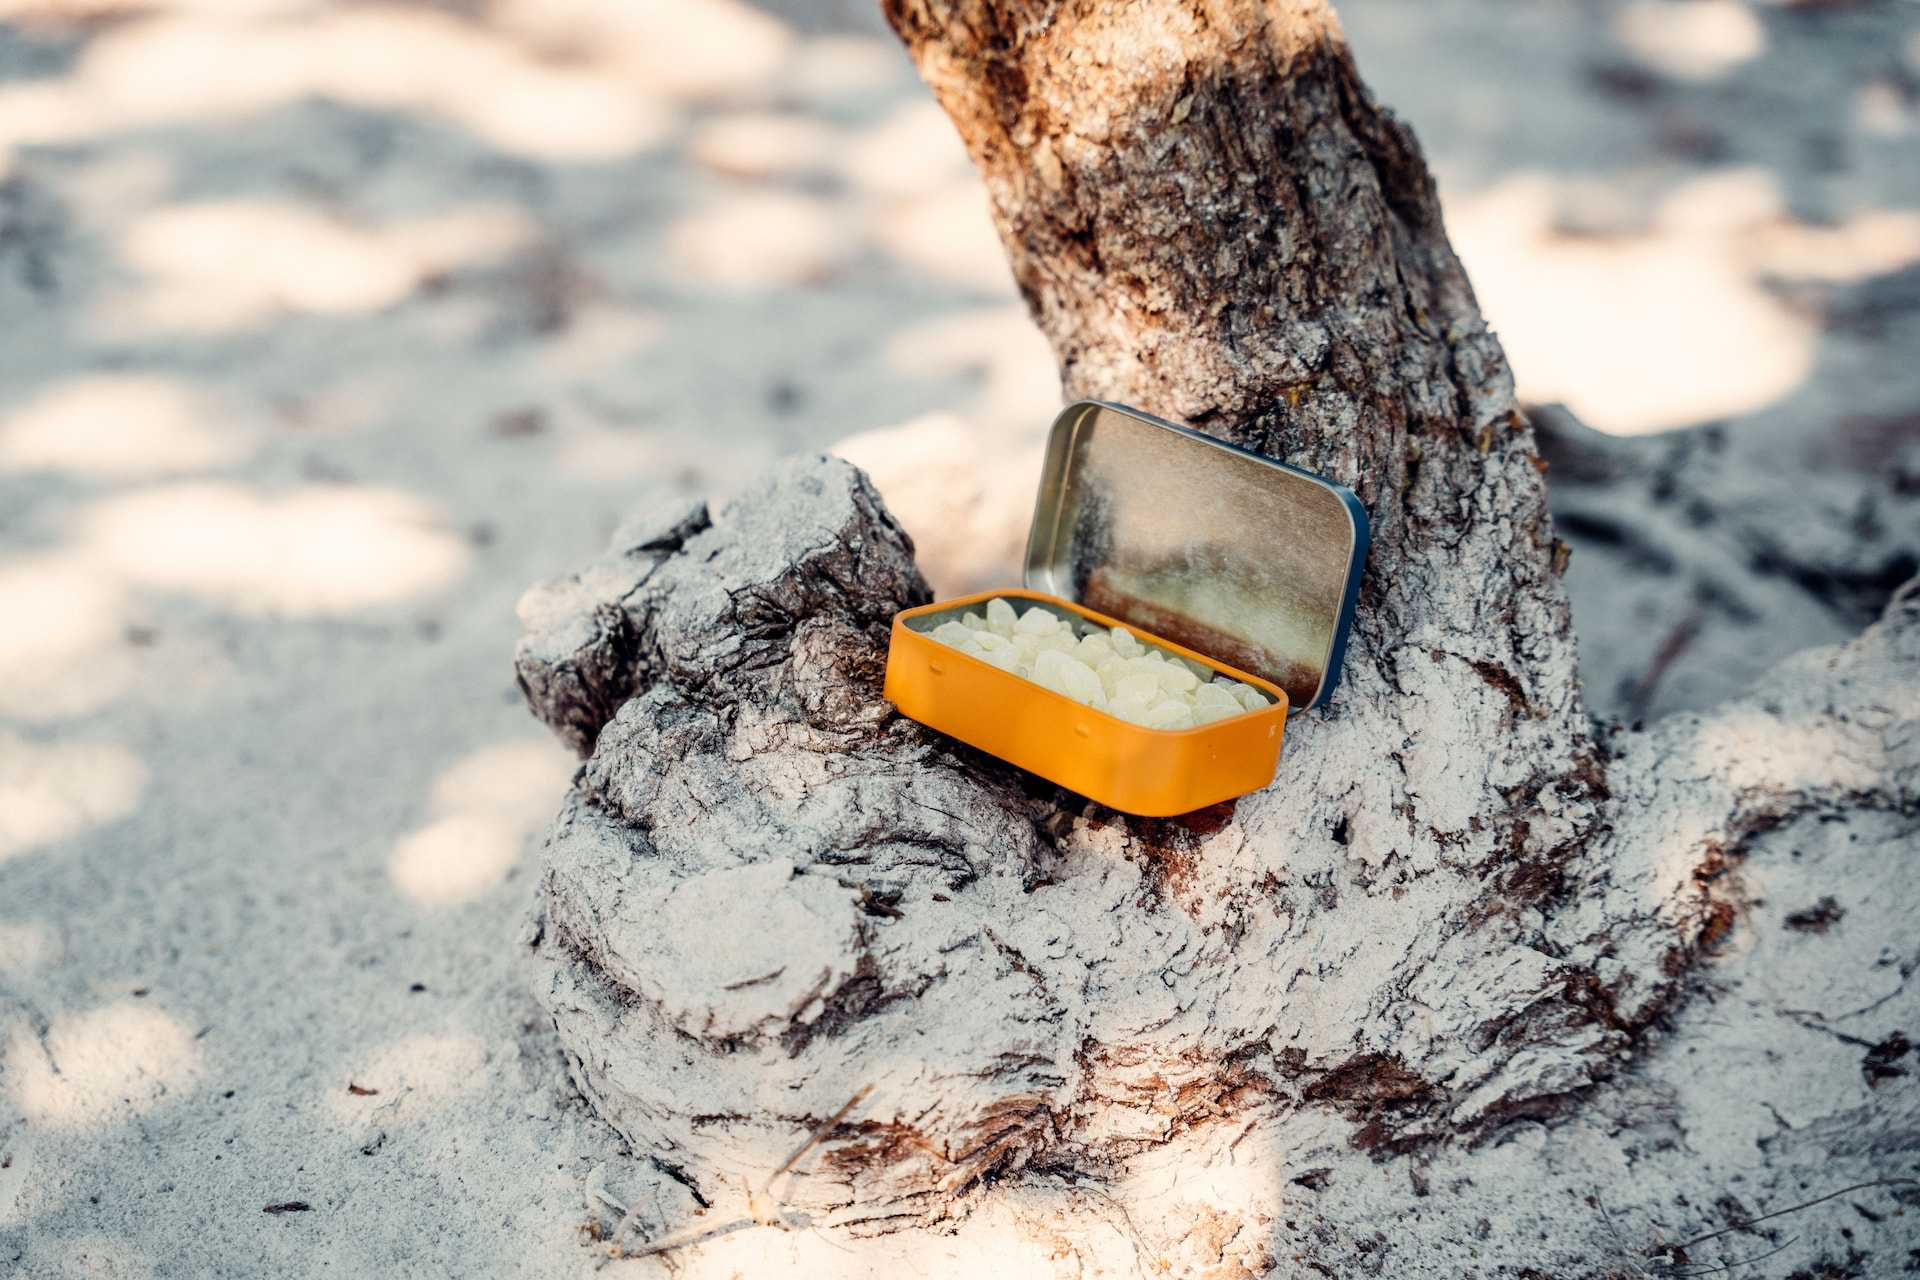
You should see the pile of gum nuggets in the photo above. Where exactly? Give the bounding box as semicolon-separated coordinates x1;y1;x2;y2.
927;597;1271;730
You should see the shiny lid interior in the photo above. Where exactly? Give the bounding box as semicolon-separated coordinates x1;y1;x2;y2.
1022;402;1368;711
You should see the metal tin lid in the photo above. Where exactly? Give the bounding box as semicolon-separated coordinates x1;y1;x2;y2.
1023;401;1369;712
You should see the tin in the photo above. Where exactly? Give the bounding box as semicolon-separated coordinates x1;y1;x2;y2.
883;401;1369;815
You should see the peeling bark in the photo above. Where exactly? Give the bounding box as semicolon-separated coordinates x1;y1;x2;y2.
515;0;1920;1271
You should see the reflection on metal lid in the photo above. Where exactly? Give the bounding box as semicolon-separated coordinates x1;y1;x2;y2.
1022;402;1369;711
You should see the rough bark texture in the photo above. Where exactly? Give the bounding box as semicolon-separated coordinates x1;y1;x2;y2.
514;1;1920;1272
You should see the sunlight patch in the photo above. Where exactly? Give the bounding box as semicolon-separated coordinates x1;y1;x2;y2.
781;35;912;105
883;304;1059;427
0;8;675;162
866;181;1012;294
389;737;572;906
840;100;973;199
0;555;134;721
531;303;666;377
1449;174;1816;435
427;739;574;828
107;200;530;333
1615;0;1765;82
1750;209;1920;285
6;1002;202;1129
1689;706;1902;798
79;482;470;615
389;814;522;906
488;0;790;101
688;112;837;180
831;414;1038;597
0;733;147;864
664;191;850;291
0;375;246;477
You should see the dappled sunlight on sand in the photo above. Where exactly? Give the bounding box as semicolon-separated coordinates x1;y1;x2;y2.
825;97;1014;292
867;181;1011;294
0;0;1912;1271
0;0;310;16
530;303;666;377
1854;80;1913;139
883;304;1061;428
1688;705;1900;797
840;99;973;199
851;307;1056;591
487;0;790;102
103;200;531;335
0;374;248;477
1748;209;1920;284
427;738;574;825
5;1001;202;1129
1451;171;1819;435
837;98;1012;292
0;6;676;162
780;34;912;106
664;190;852;291
0;554;135;720
389;737;572;907
326;1029;491;1120
78;482;470;615
689;112;837;181
389;814;523;907
0;732;147;864
831;414;1040;597
1614;0;1765;82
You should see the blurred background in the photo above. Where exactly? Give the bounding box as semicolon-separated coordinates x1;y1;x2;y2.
1;0;1916;1274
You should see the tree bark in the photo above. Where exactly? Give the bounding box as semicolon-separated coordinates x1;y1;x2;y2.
515;1;1920;1272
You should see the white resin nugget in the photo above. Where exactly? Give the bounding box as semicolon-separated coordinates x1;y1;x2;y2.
1033;648;1105;706
1218;676;1267;711
1191;682;1242;724
1193;681;1240;712
1155;663;1200;694
921;597;1274;727
1076;634;1114;663
1143;699;1194;730
1015;605;1060;636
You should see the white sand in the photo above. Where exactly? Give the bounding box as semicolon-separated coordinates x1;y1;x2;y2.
2;0;1916;1275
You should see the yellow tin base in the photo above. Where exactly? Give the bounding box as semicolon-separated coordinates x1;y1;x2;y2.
883;588;1289;817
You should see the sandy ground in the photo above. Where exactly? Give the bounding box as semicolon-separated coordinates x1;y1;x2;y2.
0;0;1915;1276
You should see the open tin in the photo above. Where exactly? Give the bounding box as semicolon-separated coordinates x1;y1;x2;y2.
884;401;1369;816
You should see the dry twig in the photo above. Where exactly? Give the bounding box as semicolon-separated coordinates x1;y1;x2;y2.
1660;1178;1917;1253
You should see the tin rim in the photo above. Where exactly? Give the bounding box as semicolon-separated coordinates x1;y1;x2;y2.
895;588;1288;735
1020;400;1369;713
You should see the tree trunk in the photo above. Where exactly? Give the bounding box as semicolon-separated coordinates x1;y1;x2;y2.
515;1;1920;1272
